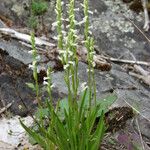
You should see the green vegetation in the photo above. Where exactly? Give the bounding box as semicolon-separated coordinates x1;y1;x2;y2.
28;15;39;30
31;0;48;16
28;0;48;30
20;0;117;149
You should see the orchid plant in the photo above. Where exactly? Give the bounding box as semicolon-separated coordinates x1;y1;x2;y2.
20;0;117;149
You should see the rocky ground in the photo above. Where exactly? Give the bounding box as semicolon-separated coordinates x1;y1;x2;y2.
0;0;150;149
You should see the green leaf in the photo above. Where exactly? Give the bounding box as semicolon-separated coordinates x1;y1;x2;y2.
57;98;69;120
79;88;90;108
53;111;70;150
86;105;99;134
57;92;117;120
78;89;88;123
35;107;49;119
29;136;37;145
97;93;117;116
20;119;47;149
90;111;105;150
59;98;69;112
26;82;35;91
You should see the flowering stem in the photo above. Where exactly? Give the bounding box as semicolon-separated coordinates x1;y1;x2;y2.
84;0;96;107
56;0;63;50
31;32;41;106
46;67;53;102
68;0;79;102
84;0;92;108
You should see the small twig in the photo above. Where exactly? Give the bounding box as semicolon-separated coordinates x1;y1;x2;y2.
0;27;55;47
99;55;150;66
129;72;150;86
135;118;145;150
0;102;13;114
19;41;47;52
133;64;149;76
124;16;150;43
123;99;150;122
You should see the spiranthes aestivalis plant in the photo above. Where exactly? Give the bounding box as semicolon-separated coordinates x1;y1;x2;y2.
20;0;117;149
27;32;41;106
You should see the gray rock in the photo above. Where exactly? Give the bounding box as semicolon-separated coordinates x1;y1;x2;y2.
0;39;32;64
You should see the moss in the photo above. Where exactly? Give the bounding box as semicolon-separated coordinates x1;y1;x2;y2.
31;0;48;16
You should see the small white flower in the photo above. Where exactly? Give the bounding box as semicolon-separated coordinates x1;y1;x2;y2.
63;55;67;63
63;36;68;43
63;64;70;70
50;84;55;88
89;25;93;29
58;56;63;62
61;24;64;29
80;3;84;7
73;34;78;39
90;51;95;55
32;61;36;66
77;16;87;26
59;50;63;54
65;18;69;22
81;82;88;91
70;29;77;34
70;42;77;47
43;77;50;81
69;14;74;19
68;51;73;56
83;16;88;22
66;24;70;29
76;20;85;26
88;30;92;35
59;50;66;54
58;34;63;39
53;36;58;40
37;66;41;73
68;61;75;66
62;30;67;35
92;61;96;67
28;64;34;69
88;10;93;14
74;8;80;12
61;1;64;5
28;50;34;54
81;40;86;44
62;18;69;22
74;20;78;25
81;82;86;87
55;9;58;14
69;75;73;78
43;81;48;85
86;68;93;73
74;43;78;47
35;55;40;61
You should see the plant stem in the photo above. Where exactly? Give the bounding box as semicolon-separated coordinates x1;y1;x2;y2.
31;32;41;106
